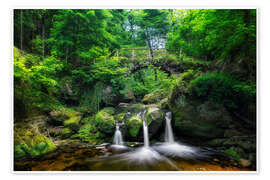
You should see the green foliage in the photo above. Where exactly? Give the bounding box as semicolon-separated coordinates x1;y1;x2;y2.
189;72;256;110
87;83;103;113
76;123;100;144
89;57;128;83
14;47;63;117
167;9;256;63
76;112;115;144
224;147;244;160
14;125;56;159
118;68;177;98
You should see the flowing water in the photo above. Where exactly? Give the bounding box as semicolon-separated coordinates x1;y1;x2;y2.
165;111;174;143
113;124;123;145
153;111;210;159
14;110;255;171
141;110;149;147
14;143;253;171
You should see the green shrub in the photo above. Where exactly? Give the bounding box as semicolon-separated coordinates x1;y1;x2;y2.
189;72;256;110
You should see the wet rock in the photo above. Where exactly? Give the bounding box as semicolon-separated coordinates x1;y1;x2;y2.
118;103;130;108
95;107;116;135
142;90;168;104
238;158;251;167
123;90;136;103
128;104;145;113
146;107;164;138
171;101;231;139
126;114;143;138
159;98;169;109
115;113;126;122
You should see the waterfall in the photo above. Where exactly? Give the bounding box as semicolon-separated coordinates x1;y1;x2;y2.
165;111;174;143
141;110;149;147
113;124;123;145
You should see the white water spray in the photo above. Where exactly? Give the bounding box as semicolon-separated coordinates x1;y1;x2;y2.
165;112;174;143
141;110;149;147
113;124;123;145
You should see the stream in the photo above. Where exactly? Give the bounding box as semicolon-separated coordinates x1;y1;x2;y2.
14;111;253;171
14;141;252;171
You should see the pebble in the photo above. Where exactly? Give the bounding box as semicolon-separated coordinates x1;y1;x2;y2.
238;158;251;167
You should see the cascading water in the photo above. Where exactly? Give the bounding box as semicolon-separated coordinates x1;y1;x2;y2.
152;111;206;159
141;110;149;147
165;111;174;143
113;123;123;145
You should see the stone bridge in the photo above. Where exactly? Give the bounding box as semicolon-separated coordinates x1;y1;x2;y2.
115;48;184;75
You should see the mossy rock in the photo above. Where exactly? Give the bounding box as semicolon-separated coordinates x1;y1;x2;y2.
64;115;81;131
224;146;245;160
127;104;145;113
126;115;143;138
95;107;116;135
145;107;163;125
14;125;56;159
49;109;69;125
101;107;115;114
50;108;81;128
207;138;227;147
142;90;168;104
60;128;72;139
142;93;159;104
115;113;126;122
159;98;169;109
170;100;231;139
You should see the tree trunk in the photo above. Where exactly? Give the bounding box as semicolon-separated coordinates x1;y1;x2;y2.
20;10;23;50
42;21;45;59
42;11;46;59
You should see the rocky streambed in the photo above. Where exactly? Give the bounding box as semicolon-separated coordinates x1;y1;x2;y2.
13;84;257;171
14;140;254;171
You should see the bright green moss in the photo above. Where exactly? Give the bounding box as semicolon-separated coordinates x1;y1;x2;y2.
95;107;116;134
14;125;56;159
126;115;143;138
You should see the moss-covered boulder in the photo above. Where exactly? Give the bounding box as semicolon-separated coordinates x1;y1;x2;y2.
126;115;143;138
127;104;145;113
170;100;231;139
14;124;56;159
59;128;72;139
115;113;126;122
95;107;116;135
49;109;69;125
145;107;164;138
142;90;168;104
50;108;81;131
63;112;81;131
